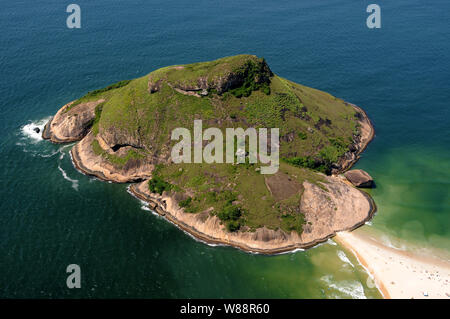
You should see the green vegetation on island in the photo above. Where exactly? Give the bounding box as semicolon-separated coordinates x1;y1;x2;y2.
57;55;368;235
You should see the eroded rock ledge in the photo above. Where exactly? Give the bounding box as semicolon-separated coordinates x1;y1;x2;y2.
129;175;375;254
71;133;154;183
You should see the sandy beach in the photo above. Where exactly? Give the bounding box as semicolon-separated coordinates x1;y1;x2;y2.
335;231;450;299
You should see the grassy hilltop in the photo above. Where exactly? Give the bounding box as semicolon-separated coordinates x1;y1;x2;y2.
63;55;365;234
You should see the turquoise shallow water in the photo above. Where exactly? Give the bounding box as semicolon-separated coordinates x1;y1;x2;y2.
0;1;449;298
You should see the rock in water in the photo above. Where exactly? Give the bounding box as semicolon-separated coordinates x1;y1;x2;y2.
33;127;40;133
344;169;374;188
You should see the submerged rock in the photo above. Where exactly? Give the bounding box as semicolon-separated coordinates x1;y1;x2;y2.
344;169;374;188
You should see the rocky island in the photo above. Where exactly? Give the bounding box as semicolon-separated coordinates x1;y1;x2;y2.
43;55;375;254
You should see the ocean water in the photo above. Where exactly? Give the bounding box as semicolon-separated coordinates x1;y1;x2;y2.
0;0;449;298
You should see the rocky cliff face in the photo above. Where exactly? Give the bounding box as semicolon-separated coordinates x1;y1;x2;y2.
332;104;375;174
71;133;153;182
148;56;272;96
299;176;374;243
99;126;144;150
43;99;104;143
129;173;375;254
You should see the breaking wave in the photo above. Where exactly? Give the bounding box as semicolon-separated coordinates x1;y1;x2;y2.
20;117;50;142
337;250;355;268
321;275;367;299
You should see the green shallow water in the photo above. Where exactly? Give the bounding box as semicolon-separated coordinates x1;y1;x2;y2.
355;145;450;256
0;0;448;298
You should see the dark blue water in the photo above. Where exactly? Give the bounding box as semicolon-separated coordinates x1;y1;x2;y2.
0;0;448;298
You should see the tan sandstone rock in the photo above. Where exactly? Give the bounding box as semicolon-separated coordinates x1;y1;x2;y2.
344;169;374;188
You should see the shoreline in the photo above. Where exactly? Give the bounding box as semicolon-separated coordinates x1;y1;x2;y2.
128;179;377;255
70;133;153;183
42;101;79;143
47;99;378;255
71;136;118;183
335;231;450;299
121;102;377;255
336;103;375;173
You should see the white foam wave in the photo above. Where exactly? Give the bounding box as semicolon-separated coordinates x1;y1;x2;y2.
38;143;71;158
21;117;50;142
337;250;355;268
327;239;337;246
39;150;61;158
18;117;66;159
140;203;159;217
321;275;367;299
58;165;79;191
379;235;405;251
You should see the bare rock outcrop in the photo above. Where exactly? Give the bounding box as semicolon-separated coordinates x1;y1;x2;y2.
332;104;375;174
99;126;143;150
300;176;374;244
344;169;374;188
129;174;375;254
71;133;153;182
42;99;104;143
148;57;273;96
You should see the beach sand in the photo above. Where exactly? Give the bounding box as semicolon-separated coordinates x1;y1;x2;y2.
335;231;450;299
